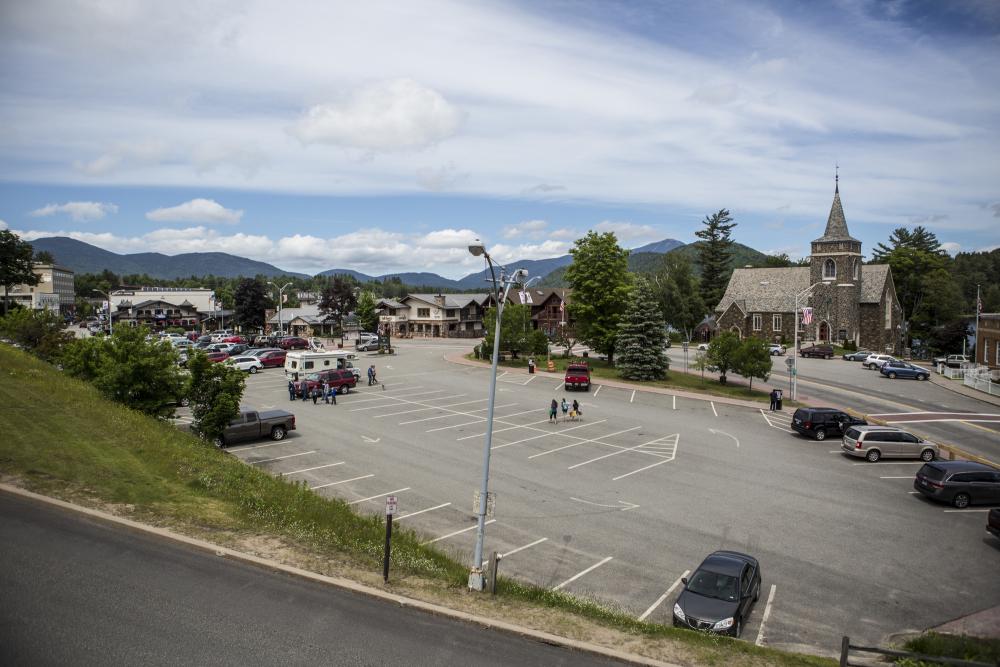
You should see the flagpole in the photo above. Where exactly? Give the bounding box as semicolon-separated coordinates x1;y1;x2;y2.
976;284;981;365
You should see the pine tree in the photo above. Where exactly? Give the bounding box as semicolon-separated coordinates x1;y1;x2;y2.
614;277;668;381
694;208;736;310
233;278;269;331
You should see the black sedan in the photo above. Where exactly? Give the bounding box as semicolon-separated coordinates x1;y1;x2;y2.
673;551;761;637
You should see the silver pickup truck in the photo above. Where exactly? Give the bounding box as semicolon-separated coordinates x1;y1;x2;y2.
216;409;296;448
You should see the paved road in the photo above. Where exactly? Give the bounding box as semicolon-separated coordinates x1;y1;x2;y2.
220;339;1000;658
0;491;631;667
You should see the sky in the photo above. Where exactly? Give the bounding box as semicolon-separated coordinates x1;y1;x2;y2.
1;0;998;279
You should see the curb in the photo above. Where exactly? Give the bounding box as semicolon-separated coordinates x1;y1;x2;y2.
0;483;682;667
928;373;1000;409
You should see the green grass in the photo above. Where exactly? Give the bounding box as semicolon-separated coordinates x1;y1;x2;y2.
0;344;831;666
897;632;1000;666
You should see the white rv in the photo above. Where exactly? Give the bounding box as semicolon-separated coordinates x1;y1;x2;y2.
284;350;360;381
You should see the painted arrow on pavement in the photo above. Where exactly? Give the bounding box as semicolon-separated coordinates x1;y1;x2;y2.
709;428;740;448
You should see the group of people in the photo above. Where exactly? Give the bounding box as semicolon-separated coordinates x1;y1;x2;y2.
549;397;581;423
367;365;378;386
287;379;340;405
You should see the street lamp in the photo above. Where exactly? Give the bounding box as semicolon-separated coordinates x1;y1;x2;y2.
761;280;824;400
267;281;293;337
92;289;113;336
467;240;528;591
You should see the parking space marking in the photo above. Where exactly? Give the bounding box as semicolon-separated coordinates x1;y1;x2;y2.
879;476;913;479
851;462;922;466
422;519;495;545
500;420;612;452
612;438;681;480
638;570;689;621
755;584;777;647
672;395;676;410
347;388;441;406
711;402;718;417
352;393;468;413
630;390;636;403
555;382;564;391
943;509;991;513
593;385;602;397
283;462;345;475
374;397;485;418
228;440;292;452
399;403;518;425
425;408;537;432
456;418;553;441
552;556;613;591
348;487;411;506
480;536;549;568
310;474;374;490
395;502;452;521
759;409;795;433
566;433;677;469
251;450;317;465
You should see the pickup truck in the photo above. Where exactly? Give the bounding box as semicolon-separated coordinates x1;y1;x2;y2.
215;409;296;448
564;363;591;391
933;354;969;368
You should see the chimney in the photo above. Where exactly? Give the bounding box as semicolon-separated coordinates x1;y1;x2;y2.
434;294;446;307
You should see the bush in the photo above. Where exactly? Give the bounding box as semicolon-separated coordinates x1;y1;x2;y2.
0;308;74;362
842;340;857;351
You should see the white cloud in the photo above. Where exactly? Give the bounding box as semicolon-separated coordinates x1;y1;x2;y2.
548;228;578;240
503;219;548;239
290;79;464;151
73;140;169;176
0;219;7;230
416;162;467;191
146;198;243;224
593;221;659;242
940;241;961;255
30;201;118;221
490;239;573;263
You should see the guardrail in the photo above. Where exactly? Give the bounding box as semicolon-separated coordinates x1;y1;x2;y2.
839;636;998;666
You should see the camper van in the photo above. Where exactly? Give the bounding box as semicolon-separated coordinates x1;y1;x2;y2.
284;350;360;381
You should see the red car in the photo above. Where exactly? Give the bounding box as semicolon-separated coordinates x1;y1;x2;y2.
257;349;287;368
206;351;229;363
278;336;310;350
294;369;356;397
223;335;247;344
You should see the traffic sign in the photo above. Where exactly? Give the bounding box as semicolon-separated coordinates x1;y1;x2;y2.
385;495;398;515
785;357;794;368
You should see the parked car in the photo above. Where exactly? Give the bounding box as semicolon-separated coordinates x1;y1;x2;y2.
842;350;872;361
170;338;193;349
278;336;310;350
215;408;296;448
209;330;234;342
880;360;931;380
294;368;357;397
356;337;380;351
672;550;761;637
205;351;229;363
864;353;898;370
933;354;970;368
697;343;709;351
799;344;834;359
223;335;247;344
988;508;1000;540
225;355;264;374
257;350;287;368
227;343;249;355
791;407;866;441
842;425;939;463
914;461;1000;508
564;363;591;391
768;344;786;356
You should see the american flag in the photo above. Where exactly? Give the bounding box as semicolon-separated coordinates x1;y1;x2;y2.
801;307;813;325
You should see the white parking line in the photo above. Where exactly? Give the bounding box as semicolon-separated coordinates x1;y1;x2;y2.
425;408;536;432
251;450;316;465
555;382;564;391
399;403;517;425
283;462;345;475
593;385;602;397
422;519;495;545
759;409;795;433
372;396;481;418
672;395;676;410
552;556;613;591
480;536;549;568
524;425;639;458
567;434;677;469
456;418;553;441
879;476;913;479
346;388;441;405
943;509;991;513
348;487;411;506
310;474;374;490
630;390;636;403
638;570;689;621
352;393;467;413
711;402;718;417
228;440;292;452
612;439;681;480
395;502;451;521
852;462;922;466
500;420;611;452
755;584;777;646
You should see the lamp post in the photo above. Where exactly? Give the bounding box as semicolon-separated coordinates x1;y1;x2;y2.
761;280;824;401
267;281;293;337
92;289;112;336
467;240;528;591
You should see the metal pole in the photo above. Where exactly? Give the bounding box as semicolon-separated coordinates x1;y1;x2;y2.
975;284;980;364
793;293;799;401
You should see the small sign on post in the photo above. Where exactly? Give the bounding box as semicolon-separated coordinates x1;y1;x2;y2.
383;496;397;583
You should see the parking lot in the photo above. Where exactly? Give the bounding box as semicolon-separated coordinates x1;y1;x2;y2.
219;342;999;657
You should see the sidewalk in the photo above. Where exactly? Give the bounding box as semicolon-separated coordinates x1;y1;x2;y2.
931;604;1000;640
929;373;1000;409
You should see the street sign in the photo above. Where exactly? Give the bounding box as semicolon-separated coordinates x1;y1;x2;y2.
785;357;794;368
385;495;398;515
682;341;689;351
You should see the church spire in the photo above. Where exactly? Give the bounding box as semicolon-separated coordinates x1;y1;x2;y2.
814;171;858;242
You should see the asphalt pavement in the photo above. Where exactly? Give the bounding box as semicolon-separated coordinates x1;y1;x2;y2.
0;490;634;667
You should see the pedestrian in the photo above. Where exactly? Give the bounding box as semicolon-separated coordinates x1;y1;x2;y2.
301;381;308;401
311;386;319;405
561;397;569;421
287;379;295;401
322;381;330;404
329;385;338;405
367;365;374;386
528;357;535;374
549;398;558;423
768;389;777;411
572;399;580;420
371;365;377;386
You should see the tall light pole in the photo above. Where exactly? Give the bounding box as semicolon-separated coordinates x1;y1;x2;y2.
467;240;528;591
761;280;824;401
268;281;293;337
92;289;113;336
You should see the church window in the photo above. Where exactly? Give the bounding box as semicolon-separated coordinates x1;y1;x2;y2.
885;293;892;329
852;258;859;280
823;259;836;280
773;314;781;331
752;314;762;331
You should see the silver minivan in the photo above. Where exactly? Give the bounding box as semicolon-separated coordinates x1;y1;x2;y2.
842;425;939;463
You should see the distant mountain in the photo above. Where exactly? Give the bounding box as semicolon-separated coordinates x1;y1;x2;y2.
631;238;685;254
318;268;464;289
456;254;574;289
30;237;310;280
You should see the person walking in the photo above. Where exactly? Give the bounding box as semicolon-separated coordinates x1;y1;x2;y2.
329;385;338;405
311;385;319;405
287;379;295;401
367;365;374;386
560;397;569;421
768;388;777;412
572;399;581;420
370;365;377;386
549;398;558;423
322;381;330;404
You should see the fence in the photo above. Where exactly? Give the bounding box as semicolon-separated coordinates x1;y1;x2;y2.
839;636;997;666
964;365;999;396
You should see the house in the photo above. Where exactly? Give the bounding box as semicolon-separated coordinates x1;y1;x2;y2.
715;179;903;353
515;288;573;338
113;298;202;330
975;314;1000;370
6;263;75;316
395;293;491;338
375;298;409;336
265;304;339;337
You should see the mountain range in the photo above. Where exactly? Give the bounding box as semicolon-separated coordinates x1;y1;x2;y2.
29;235;767;289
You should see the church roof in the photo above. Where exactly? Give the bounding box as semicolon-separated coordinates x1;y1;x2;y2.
715;267;810;313
859;264;891;303
813;181;859;243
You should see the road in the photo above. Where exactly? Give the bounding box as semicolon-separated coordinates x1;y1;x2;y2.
0;491;631;667
213;339;1000;658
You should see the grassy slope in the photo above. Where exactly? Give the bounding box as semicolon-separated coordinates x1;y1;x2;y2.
0;344;830;667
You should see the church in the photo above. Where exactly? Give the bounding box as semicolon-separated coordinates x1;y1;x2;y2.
715;179;903;354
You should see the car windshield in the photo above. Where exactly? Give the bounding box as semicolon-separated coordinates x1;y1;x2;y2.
687;570;739;602
304;373;320;381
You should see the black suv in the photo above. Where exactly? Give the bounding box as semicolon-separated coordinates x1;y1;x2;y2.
791;407;866;441
914;461;1000;508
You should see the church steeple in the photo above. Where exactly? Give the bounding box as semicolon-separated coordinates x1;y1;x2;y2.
814;171;857;243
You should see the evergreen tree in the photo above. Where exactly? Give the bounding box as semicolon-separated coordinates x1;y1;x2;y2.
614;277;668;380
654;253;705;342
565;231;632;364
356;290;379;333
694;209;737;310
187;350;246;442
233;278;269;332
0;230;39;315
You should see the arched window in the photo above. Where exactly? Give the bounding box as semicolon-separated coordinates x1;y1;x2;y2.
823;259;836;280
852;258;859;280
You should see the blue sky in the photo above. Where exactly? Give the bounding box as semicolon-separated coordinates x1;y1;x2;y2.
1;0;998;278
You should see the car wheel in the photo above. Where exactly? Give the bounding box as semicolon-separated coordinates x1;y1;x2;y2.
735;617;743;637
814;429;826;441
866;448;881;463
953;492;971;509
213;436;225;448
920;448;935;462
826;354;832;359
271;426;287;441
888;372;897;379
753;581;760;602
917;374;927;381
179;396;190;407
867;363;875;370
249;366;258;374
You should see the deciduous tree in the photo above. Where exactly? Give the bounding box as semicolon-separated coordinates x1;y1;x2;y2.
0;230;38;315
319;276;357;335
654;253;705;342
615;277;668;380
565;231;632;364
705;330;741;384
356;290;379;333
186;350;245;441
0;308;73;361
694;209;737;310
732;337;771;391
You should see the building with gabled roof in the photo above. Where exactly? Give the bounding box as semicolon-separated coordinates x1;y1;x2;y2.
715;178;902;353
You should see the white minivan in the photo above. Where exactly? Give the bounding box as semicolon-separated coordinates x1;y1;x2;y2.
284;350;361;381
